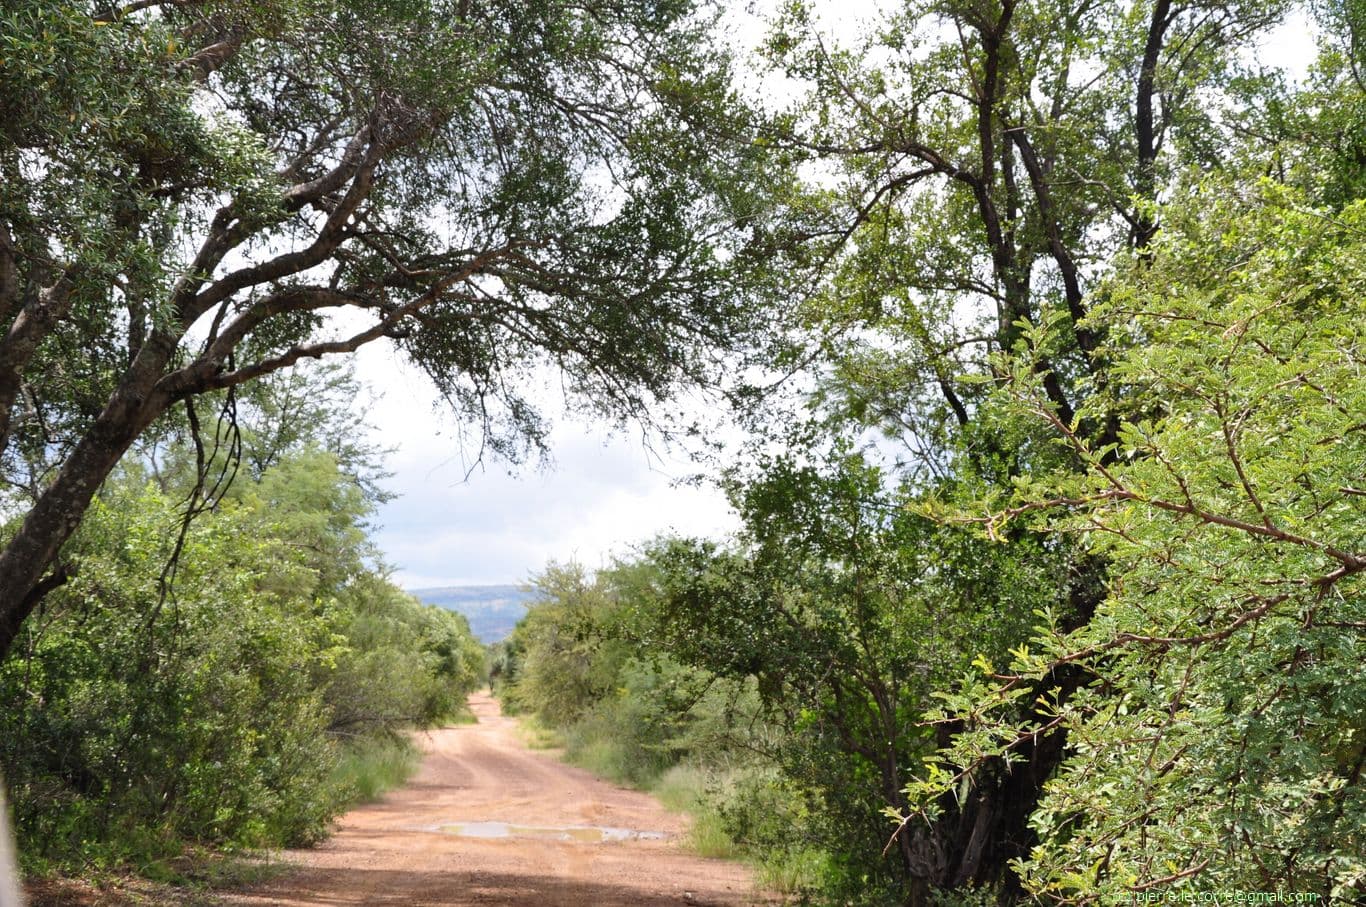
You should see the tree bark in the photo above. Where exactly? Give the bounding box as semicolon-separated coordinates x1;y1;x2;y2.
0;782;21;907
0;340;175;657
1134;0;1173;250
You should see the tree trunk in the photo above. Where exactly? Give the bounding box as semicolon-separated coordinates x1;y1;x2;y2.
912;562;1105;902
0;343;174;658
0;781;21;907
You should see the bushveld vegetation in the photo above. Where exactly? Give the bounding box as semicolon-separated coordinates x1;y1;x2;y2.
2;0;1364;904
497;0;1366;901
502;189;1366;898
491;560;833;896
0;0;770;889
0;364;485;876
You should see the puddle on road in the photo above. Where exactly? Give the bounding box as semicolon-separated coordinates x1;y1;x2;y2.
436;821;667;843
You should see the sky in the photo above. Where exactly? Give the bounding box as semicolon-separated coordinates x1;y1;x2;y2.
354;2;1319;592
354;342;741;589
354;0;815;590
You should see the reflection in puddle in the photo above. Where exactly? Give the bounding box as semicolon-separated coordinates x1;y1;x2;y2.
437;821;666;843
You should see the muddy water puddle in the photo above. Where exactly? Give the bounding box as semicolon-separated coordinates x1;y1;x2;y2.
430;821;667;843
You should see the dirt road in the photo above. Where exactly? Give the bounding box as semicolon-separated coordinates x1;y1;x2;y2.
230;692;771;906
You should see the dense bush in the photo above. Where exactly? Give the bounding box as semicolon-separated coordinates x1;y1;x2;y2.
497;556;902;899
0;451;483;873
913;184;1366;903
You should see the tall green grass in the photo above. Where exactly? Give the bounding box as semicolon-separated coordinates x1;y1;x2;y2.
652;762;831;896
331;735;421;804
516;714;565;750
503;677;837;899
652;763;708;812
756;846;830;896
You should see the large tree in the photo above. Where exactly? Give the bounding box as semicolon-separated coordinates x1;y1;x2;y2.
928;180;1366;904
748;0;1296;899
765;0;1290;439
0;0;773;655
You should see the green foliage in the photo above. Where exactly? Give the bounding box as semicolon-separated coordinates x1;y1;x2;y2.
0;0;786;686
911;183;1366;902
6;3;1361;905
757;0;1291;457
646;451;1075;902
0;450;482;873
501;489;1070;903
330;735;422;805
497;554;829;890
1;479;339;868
482;6;1366;904
501;563;627;727
322;574;485;733
723;3;1363;902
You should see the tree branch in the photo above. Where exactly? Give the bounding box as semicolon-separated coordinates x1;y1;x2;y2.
1134;0;1173;250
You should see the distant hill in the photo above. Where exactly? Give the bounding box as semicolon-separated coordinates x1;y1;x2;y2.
409;585;536;643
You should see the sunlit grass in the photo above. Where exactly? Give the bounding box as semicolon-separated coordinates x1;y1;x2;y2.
516;715;565;750
650;764;740;859
686;808;741;859
332;735;420;803
653;763;708;812
757;847;830;896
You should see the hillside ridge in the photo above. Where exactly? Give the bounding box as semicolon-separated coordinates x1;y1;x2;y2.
410;584;535;643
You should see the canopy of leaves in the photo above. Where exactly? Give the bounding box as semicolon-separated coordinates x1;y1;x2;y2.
911;183;1365;902
0;0;781;648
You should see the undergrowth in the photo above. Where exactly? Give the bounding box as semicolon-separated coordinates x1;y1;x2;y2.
331;734;422;804
557;727;825;898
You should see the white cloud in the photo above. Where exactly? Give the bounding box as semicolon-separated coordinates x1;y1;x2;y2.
351;342;739;588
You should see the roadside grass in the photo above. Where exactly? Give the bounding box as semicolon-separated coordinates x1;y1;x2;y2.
36;733;428;903
561;748;814;898
488;697;834;902
653;762;708;812
142;846;292;895
650;764;741;859
332;734;421;804
444;708;479;725
651;761;831;898
565;736;620;775
686;808;742;859
516;714;565;750
756;847;830;898
22;727;443;905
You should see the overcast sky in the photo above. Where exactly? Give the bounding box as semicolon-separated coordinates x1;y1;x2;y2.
353;3;1317;592
354;0;813;590
353;342;740;589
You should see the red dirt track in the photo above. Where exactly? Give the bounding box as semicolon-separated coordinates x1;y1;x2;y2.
227;691;772;906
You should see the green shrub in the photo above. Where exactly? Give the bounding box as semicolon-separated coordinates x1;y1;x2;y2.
562;696;674;787
0;452;483;873
653;763;710;813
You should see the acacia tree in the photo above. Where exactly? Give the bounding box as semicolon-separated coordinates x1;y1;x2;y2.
912;182;1366;902
765;0;1289;440
749;0;1294;899
0;0;773;655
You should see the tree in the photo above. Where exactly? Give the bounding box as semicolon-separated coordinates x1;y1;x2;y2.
0;0;774;656
910;182;1365;902
764;0;1290;439
649;452;1069;901
137;358;396;506
1;447;486;866
503;562;619;726
744;1;1295;897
